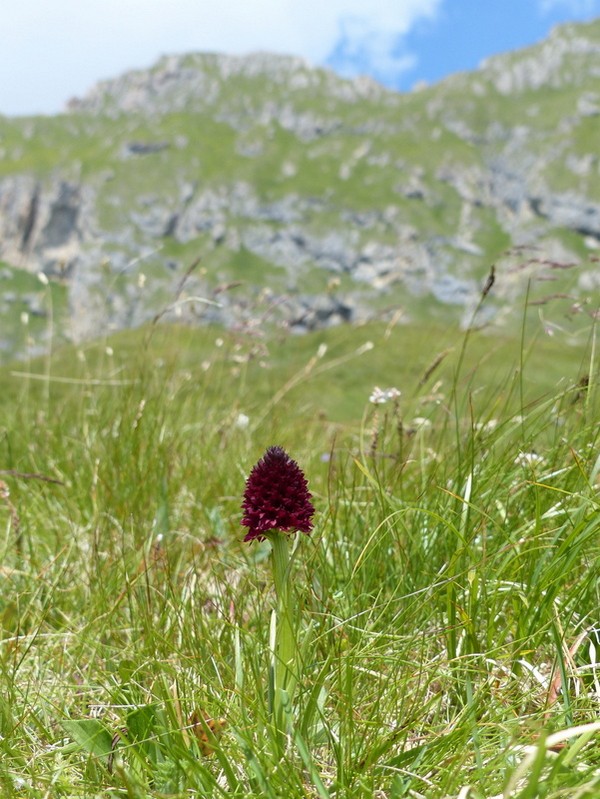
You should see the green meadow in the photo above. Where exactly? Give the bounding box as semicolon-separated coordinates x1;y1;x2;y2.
0;276;599;799
1;18;600;795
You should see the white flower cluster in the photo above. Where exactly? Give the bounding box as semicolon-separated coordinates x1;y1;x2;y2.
235;413;250;429
515;452;545;467
369;386;401;405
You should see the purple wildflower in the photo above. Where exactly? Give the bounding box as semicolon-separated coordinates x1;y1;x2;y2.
241;446;315;542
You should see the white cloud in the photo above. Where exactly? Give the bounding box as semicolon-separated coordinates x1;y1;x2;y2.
326;16;420;84
0;0;441;115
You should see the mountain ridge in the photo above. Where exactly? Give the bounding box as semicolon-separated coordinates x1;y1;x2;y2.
0;17;599;360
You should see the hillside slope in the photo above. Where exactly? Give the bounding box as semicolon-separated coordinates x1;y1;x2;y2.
0;18;599;359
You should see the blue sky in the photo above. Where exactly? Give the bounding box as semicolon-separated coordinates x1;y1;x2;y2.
1;0;599;116
328;0;600;88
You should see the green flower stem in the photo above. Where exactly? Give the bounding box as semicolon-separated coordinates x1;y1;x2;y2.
268;531;297;735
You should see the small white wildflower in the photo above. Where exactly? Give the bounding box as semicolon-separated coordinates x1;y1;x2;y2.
369;387;386;404
137;273;146;289
37;271;49;286
215;337;224;348
105;346;114;357
235;412;250;429
515;452;545;467
369;386;401;405
20;311;29;326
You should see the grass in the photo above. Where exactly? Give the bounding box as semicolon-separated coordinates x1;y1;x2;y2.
0;286;598;798
0;262;69;362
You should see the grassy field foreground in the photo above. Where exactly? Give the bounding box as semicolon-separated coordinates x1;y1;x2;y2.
0;310;599;798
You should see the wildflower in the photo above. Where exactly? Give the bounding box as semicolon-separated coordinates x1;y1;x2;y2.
241;447;315;747
241;446;314;542
515;452;545;467
369;386;401;405
235;412;250;429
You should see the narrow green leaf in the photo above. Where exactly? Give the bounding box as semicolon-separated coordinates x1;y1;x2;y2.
61;719;114;760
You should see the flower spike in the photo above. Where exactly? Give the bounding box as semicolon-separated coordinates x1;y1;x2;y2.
241;446;314;542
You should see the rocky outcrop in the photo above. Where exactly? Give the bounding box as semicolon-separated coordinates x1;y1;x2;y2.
0;175;95;277
481;21;600;95
529;192;600;240
67;52;389;127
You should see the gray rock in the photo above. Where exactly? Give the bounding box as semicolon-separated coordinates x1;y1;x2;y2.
283;293;356;331
131;206;178;238
480;23;600;95
0;175;95;276
577;92;600;116
530;192;600;239
432;274;477;305
123;140;170;157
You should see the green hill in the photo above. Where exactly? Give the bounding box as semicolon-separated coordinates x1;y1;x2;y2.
0;18;599;362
